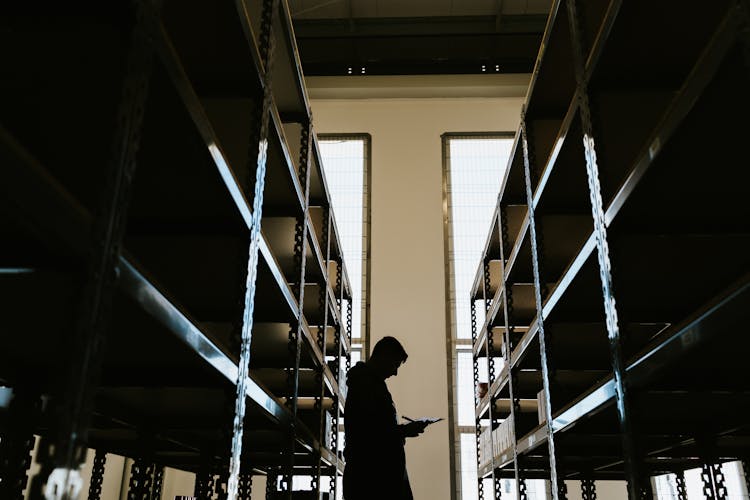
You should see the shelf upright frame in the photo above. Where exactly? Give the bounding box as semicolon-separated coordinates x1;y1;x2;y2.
28;4;155;498
225;0;283;496
471;297;486;500
284;116;314;498
563;0;647;497
484;213;507;499
311;136;332;500
329;238;345;500
499;200;526;499
519;109;560;499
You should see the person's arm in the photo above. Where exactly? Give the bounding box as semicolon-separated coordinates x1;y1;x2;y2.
398;420;428;438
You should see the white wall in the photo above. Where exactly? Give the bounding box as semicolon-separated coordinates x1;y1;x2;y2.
310;92;525;500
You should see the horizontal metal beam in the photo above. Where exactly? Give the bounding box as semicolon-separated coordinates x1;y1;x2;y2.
293;15;546;75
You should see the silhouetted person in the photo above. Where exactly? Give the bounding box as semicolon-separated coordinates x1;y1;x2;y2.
343;336;428;500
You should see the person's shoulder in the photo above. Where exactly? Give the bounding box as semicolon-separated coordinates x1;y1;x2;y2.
347;361;381;388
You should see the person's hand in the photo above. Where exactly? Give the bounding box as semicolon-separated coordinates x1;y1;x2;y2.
403;421;429;437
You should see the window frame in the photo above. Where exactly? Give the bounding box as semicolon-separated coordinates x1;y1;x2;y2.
442;132;516;500
317;133;372;362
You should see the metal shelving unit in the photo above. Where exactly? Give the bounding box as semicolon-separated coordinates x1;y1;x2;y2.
472;0;750;498
0;1;351;499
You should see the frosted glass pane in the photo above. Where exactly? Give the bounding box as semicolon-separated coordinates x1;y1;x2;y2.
448;136;514;500
320;139;367;341
447;138;512;340
460;433;479;500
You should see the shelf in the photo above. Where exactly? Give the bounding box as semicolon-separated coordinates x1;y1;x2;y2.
530;99;590;214
497;134;528;208
0;126;348;466
524;0;577;120
0;2;351;490
160;0;264;98
473;0;749;485
308;128;333;207
526;276;750;463
585;1;733;90
243;0;311;119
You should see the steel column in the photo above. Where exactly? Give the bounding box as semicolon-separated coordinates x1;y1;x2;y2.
563;0;645;497
701;463;728;500
225;0;281;495
580;479;596;500
266;470;278;499
675;471;687;500
87;450;107;500
520;111;560;499
483;255;502;500
498;204;525;500
313;204;331;498
29;4;155;497
151;466;164;500
127;458;156;500
238;472;253;500
283;113;313;497
0;390;40;500
471;300;485;500
328;248;343;500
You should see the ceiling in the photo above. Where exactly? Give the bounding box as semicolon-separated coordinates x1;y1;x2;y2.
289;0;552;76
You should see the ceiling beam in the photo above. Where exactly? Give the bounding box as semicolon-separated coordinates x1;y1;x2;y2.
292;14;546;76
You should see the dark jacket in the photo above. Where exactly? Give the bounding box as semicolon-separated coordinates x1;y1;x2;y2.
343;362;413;500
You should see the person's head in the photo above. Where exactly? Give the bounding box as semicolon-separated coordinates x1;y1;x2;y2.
368;336;408;379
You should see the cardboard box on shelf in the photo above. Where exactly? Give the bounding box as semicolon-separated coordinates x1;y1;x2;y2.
537;389;546;424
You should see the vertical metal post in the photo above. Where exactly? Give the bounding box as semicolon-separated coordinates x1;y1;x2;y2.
328;247;343;500
345;293;353;373
701;463;728;500
29;4;154;498
225;0;280;495
563;0;645;497
334;242;343;383
128;458;156;500
471;300;485;500
0;390;40;500
483;256;500;498
313;203;331;499
702;463;716;499
742;460;750;498
266;470;278;499
498;205;525;500
304;126;325;500
195;469;211;499
151;465;164;500
675;471;687;500
87;450;107;500
580;479;596;500
237;472;253;500
284;114;313;498
519;110;560;499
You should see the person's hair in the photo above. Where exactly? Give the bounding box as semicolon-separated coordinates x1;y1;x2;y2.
370;336;408;363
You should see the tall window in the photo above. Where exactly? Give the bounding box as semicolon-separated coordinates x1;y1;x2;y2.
443;134;514;500
319;135;370;364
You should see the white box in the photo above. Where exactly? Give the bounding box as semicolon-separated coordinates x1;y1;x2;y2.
537;389;547;424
